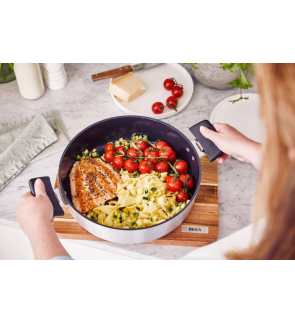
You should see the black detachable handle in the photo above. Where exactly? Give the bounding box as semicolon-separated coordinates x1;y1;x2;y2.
189;120;224;162
29;176;64;216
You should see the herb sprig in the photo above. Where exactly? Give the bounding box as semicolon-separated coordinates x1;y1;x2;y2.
186;63;255;104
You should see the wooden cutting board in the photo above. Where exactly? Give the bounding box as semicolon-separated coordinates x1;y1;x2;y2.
53;156;218;247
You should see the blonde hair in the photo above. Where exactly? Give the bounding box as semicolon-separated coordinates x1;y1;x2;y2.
227;63;295;260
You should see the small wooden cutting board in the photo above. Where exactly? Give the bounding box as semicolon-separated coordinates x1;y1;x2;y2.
53;156;218;247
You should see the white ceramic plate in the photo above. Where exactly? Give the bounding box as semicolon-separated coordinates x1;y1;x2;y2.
110;63;194;120
210;93;264;143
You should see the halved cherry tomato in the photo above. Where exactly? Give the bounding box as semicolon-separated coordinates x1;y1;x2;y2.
173;160;188;174
155;160;169;173
134;141;148;152
176;188;189;202
159;146;173;160
115;145;127;156
152;102;165;114
168;150;177;164
124;159;139;172
144;147;159;164
138;160;153;174
166;96;178;111
167;176;182;192
172;85;183;99
127;147;140;158
164;78;175;91
112;156;124;169
105;143;114;152
104;150;115;163
155;141;168;150
179;174;194;189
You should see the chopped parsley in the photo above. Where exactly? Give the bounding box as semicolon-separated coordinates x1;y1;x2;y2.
150;187;157;192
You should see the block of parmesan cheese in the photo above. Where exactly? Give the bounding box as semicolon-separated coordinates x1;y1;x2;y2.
108;72;146;102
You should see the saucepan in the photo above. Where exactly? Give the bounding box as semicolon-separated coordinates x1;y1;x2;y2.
29;116;222;244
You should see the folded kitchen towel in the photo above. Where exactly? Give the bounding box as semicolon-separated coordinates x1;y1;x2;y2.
0;111;70;192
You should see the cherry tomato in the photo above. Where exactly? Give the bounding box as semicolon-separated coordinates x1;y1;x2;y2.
166;96;178;111
134;141;148;152
165;175;173;183
152;102;165;114
172;85;183;99
155;141;168;150
163;78;175;91
167;176;182;192
115;145;127;156
124;159;139;172
173;160;188;174
105;143;114;152
176;188;189;202
104;150;115;163
127;147;140;158
159;146;173;160
139;160;153;174
144;147;159;164
155;160;169;173
112;156;124;169
179;174;194;189
168;150;177;164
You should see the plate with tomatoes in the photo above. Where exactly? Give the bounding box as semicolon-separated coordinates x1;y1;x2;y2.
110;63;194;120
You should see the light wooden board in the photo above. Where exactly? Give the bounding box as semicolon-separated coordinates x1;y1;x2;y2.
53;156;218;247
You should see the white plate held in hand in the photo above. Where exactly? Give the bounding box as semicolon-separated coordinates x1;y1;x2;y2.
110;63;194;120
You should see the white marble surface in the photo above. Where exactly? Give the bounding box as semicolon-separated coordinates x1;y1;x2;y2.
0;63;258;259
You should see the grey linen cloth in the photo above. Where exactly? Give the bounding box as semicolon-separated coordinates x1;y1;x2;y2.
0;111;70;192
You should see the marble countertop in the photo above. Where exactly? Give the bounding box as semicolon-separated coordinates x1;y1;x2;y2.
0;63;258;259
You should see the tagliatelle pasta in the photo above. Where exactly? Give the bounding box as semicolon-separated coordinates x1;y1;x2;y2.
90;171;189;229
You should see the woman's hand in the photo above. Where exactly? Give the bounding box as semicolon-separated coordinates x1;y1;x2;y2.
200;123;262;169
17;178;54;239
17;178;70;260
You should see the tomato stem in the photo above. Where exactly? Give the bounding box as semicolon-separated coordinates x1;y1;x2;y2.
125;155;167;160
167;161;179;176
171;77;183;88
167;103;177;112
146;140;157;150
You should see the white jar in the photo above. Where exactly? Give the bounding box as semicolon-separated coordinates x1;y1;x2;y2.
14;63;45;100
42;63;68;90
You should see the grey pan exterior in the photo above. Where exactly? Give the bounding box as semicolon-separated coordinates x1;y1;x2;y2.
58;116;202;244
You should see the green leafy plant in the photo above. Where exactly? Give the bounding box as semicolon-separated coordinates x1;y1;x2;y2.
186;63;255;104
0;63;15;83
220;63;255;103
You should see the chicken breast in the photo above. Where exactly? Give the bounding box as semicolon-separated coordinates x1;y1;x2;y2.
70;158;123;213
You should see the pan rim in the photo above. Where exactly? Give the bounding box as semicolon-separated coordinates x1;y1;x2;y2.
58;115;202;232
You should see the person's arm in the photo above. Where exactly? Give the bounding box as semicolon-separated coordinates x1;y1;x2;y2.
17;178;71;260
200;123;262;169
